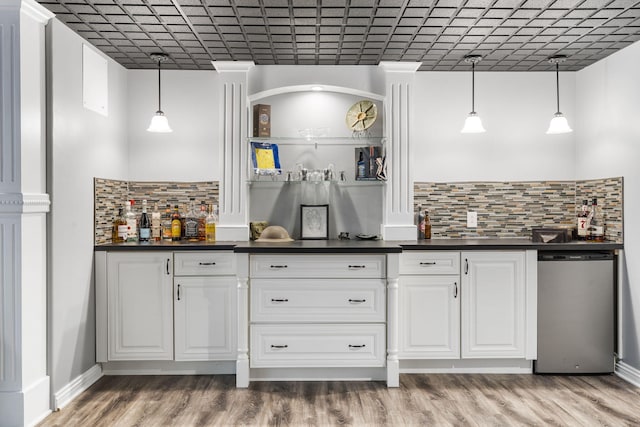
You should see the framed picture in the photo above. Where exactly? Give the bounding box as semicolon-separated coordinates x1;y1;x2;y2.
300;204;329;240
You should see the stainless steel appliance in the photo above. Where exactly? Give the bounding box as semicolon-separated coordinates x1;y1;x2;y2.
535;251;615;374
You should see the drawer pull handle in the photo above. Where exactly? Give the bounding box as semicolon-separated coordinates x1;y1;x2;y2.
177;284;181;301
348;265;366;269
198;262;216;266
270;265;288;269
419;261;437;266
454;282;458;299
348;299;366;303
166;258;170;275
271;298;289;303
349;344;366;349
271;345;288;349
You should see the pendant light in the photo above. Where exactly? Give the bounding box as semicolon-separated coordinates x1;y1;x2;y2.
461;55;486;133
546;55;572;134
147;52;172;133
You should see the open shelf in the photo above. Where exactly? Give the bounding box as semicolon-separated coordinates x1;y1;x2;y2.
247;136;385;146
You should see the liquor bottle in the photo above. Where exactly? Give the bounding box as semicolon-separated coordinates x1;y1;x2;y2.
125;200;138;242
162;206;172;241
417;209;425;239
198;202;207;241
151;202;161;241
357;151;365;179
589;197;605;242
171;205;182;241
206;204;217;242
423;210;432;240
576;199;590;240
139;199;151;242
184;199;199;242
112;208;127;243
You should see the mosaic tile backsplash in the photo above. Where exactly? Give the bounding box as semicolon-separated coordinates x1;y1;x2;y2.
414;177;623;243
95;178;219;244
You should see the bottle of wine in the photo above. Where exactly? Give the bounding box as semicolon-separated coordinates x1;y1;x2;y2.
125;200;138;242
151;202;161;241
171;205;182;241
206;204;217;242
417;209;425;239
139;199;151;242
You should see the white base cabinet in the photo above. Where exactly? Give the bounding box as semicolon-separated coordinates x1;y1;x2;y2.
97;251;236;364
461;251;526;359
399;250;532;363
174;277;236;361
107;252;174;361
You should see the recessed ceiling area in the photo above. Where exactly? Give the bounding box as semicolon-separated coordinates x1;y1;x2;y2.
37;0;640;71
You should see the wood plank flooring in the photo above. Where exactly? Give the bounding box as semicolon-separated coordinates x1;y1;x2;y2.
39;374;640;426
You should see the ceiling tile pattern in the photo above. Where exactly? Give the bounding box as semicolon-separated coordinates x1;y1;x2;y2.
37;0;640;71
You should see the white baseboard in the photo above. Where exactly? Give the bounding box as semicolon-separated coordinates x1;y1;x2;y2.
400;359;533;374
0;375;51;427
54;364;103;410
101;360;236;375
616;361;640;388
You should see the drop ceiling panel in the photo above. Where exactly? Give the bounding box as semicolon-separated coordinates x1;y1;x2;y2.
37;0;640;70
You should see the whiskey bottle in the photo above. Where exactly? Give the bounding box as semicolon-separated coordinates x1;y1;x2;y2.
424;210;432;239
589;197;605;242
161;206;172;241
198;202;207;241
577;199;589;240
112;208;127;243
139;199;151;242
206;204;217;242
171;205;182;241
125;200;138;242
184;199;200;242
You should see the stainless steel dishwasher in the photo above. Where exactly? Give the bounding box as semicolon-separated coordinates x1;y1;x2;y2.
534;251;615;374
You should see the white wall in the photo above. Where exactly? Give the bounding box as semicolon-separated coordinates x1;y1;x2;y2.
413;71;576;182
127;70;220;181
576;41;640;371
48;19;129;395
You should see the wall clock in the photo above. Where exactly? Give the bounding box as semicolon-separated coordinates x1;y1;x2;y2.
345;100;377;131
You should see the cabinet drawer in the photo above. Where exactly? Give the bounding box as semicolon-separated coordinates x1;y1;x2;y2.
250;255;385;279
400;251;460;275
250;279;386;323
174;252;235;276
250;324;386;368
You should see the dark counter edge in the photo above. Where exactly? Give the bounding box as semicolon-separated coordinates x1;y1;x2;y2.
95;239;622;253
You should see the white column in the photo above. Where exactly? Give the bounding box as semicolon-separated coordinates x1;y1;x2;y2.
378;62;421;241
211;61;254;241
386;252;400;387
234;253;250;387
0;1;53;426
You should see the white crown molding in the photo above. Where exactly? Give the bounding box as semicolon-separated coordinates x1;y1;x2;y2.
378;62;422;73
54;364;103;410
0;193;50;213
21;0;54;24
212;61;255;73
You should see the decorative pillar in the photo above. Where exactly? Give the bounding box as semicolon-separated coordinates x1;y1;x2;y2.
212;61;254;241
0;1;53;426
378;62;421;241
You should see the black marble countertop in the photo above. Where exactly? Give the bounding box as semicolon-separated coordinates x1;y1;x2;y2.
95;238;623;252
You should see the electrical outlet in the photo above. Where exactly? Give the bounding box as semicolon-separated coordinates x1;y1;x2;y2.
467;211;478;228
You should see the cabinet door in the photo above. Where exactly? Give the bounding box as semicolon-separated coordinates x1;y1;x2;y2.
174;277;237;361
461;251;526;358
399;276;460;358
107;252;173;360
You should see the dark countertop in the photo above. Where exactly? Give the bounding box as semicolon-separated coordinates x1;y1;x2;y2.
95;238;623;252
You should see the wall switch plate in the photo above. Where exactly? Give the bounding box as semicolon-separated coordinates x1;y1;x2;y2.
467;211;478;228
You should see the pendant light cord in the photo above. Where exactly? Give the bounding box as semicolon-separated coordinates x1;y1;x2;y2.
555;62;560;114
157;60;162;112
471;61;475;113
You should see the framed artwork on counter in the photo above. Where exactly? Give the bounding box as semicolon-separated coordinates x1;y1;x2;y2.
300;204;329;240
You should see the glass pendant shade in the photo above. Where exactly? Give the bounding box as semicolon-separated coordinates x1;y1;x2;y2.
546;112;572;134
147;53;172;133
147;111;172;133
461;112;486;133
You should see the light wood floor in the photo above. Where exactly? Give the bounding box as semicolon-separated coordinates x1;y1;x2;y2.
39;374;640;426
